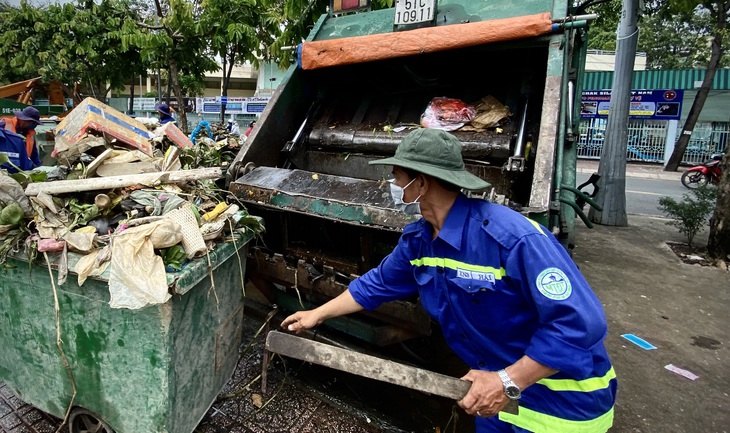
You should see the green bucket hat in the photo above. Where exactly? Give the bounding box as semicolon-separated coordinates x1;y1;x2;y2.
369;128;491;191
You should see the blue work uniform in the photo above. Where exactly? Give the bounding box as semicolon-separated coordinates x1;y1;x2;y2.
160;115;176;126
0;128;35;172
349;194;617;433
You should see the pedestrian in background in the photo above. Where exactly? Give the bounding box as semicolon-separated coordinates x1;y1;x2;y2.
282;129;617;433
227;118;240;135
244;120;255;137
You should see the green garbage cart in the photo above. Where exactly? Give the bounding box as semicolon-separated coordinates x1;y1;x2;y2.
0;234;252;433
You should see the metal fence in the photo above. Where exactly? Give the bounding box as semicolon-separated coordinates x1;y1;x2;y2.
577;118;728;165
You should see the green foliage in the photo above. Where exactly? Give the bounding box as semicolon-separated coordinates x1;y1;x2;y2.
585;0;729;69
585;0;622;51
179;141;236;169
268;0;394;69
658;185;717;246
0;0;148;98
640;4;728;69
160;244;186;270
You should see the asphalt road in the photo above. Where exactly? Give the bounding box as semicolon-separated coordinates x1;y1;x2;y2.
577;173;687;217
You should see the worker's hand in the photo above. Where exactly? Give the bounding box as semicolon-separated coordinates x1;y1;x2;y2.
281;310;323;333
457;370;510;418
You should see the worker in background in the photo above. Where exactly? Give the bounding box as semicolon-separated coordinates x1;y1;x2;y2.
282;129;617;433
155;103;176;125
0;106;42;168
244;120;255;137
227;118;240;135
0;128;35;173
189;118;212;144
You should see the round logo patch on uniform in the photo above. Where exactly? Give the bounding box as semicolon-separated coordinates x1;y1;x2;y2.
536;268;572;300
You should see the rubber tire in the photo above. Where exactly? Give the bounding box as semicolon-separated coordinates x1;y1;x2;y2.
681;170;709;189
68;408;115;433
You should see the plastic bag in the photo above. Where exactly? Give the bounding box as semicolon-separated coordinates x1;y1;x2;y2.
420;97;476;131
108;219;183;309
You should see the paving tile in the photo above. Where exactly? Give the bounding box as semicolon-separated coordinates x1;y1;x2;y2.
0;413;21;430
0;402;11;419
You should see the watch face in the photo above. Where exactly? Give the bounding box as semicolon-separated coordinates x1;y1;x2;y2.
505;385;521;400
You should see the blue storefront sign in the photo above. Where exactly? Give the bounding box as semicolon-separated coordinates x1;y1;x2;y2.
580;89;684;120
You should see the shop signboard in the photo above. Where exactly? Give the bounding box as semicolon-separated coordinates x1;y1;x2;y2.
195;96;271;115
580;89;683;120
132;98;157;112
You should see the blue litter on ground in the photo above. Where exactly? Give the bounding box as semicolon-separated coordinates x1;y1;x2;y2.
621;334;657;350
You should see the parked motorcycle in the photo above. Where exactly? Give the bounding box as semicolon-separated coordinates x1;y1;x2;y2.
681;153;724;189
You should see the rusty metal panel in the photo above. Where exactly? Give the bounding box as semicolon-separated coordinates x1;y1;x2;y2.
231;167;414;230
247;249;431;336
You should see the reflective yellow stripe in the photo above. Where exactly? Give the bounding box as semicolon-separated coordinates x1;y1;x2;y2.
524;216;547;236
499;406;614;433
409;257;506;280
537;367;617;392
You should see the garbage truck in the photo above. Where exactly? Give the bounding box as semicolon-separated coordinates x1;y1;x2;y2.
227;0;596;349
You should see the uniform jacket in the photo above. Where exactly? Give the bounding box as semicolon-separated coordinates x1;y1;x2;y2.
349;194;617;433
0;117;40;167
0;128;35;172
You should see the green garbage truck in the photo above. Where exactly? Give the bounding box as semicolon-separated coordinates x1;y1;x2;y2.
228;0;594;348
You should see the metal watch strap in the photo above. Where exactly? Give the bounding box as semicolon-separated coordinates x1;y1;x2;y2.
498;369;514;386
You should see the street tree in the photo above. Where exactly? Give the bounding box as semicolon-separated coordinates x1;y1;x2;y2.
126;0;218;132
0;0;147;100
203;0;281;122
640;7;722;69
664;0;728;171
585;0;622;51
270;0;394;69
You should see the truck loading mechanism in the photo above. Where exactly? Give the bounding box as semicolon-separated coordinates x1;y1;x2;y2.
228;0;599;352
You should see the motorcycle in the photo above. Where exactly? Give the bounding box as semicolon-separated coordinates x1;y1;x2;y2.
681;153;724;189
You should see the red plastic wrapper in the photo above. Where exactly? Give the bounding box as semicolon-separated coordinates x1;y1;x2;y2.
37;238;66;252
420;97;476;131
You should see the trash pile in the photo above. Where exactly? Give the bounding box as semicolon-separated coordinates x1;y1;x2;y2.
0;98;264;310
420;96;512;132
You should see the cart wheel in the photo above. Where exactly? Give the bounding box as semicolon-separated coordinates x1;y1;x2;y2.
68;408;115;433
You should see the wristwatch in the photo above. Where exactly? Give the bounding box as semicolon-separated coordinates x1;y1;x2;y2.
497;369;522;400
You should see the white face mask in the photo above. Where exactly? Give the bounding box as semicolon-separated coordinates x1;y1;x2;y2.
389;178;421;215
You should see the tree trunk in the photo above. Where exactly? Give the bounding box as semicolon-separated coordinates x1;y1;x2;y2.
588;0;639;227
220;49;236;123
664;22;724;171
169;59;188;133
707;140;730;260
129;72;135;114
166;67;172;105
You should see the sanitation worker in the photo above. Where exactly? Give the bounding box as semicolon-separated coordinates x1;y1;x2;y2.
0;106;42;168
281;128;617;433
155;103;176;125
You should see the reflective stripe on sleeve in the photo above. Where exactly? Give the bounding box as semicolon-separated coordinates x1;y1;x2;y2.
499;405;614;433
524;216;547;236
409;257;506;280
536;367;616;392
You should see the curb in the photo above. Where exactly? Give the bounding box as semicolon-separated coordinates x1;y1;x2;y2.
577;167;683;182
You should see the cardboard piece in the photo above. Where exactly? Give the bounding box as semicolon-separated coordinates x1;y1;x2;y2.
53;99;153;157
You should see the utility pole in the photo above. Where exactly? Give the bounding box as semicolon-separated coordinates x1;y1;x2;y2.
588;0;639;226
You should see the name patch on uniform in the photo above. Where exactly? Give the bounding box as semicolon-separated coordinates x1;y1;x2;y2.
536;268;572;300
457;268;496;283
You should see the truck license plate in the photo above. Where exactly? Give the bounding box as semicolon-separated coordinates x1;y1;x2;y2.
394;0;435;26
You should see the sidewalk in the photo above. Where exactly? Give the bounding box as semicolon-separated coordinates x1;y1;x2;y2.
577;159;684;181
574;214;729;433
